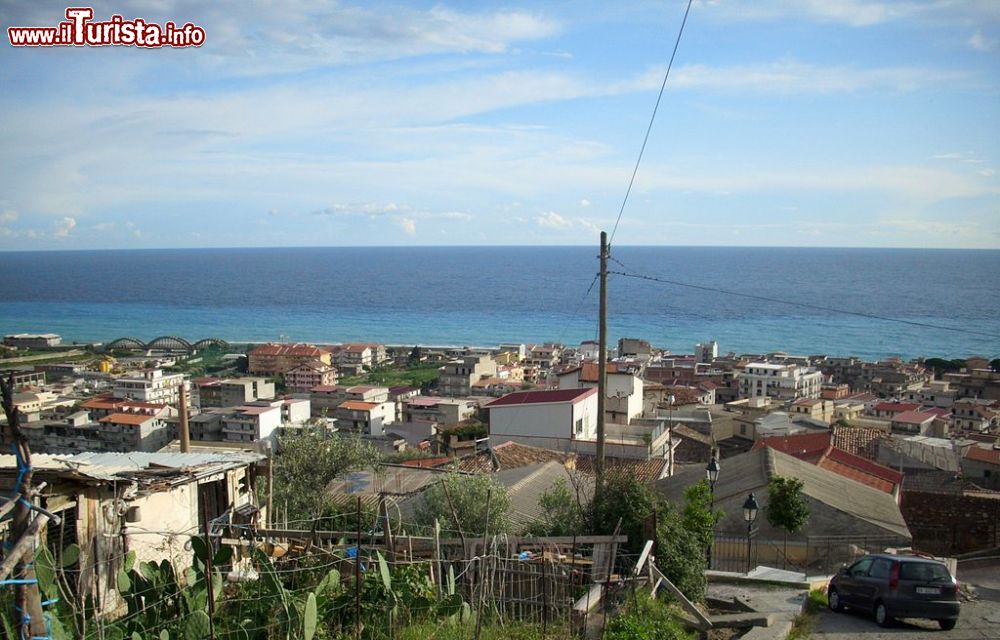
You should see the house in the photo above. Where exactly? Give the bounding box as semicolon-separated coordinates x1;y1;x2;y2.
195;377;275;408
284;361;337;393
333;399;396;436
872;401;921;419
890;410;938;436
654;447;912;569
961;442;1000;490
248;343;332;377
403;396;477;425
737;362;823;400
618;337;652;360
488;387;598;446
98;410;173;451
437;355;497;397
0;451;265;615
820;383;850;400
950;398;1000;432
21;402;175;454
331;343;386;374
557;362;644;423
790;398;834;424
112;369;186;406
752;432;903;500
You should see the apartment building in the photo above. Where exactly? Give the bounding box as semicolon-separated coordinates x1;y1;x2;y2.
284;361;337;393
737;362;823;400
195;377;275;408
248;343;332;376
113;369;186;405
437;355;497;396
403;396;478;425
333;399;396;436
3;333;61;348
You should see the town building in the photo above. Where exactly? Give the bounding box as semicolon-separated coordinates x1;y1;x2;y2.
284;361;337;393
247;343;332;377
333;399;396;436
556;362;644;423
402;396;477;425
488;387;599;446
112;369;186;406
790;398;834;424
617;337;652;360
3;333;61;348
195;377;275;408
694;341;718;364
737;362;823;400
437;355;498;396
0;451;264;614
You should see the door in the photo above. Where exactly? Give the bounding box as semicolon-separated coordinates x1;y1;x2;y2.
839;557;873;606
856;557;893;609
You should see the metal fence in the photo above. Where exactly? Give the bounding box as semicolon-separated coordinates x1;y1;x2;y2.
710;533;910;575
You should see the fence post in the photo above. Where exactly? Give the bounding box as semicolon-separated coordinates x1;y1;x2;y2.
355;496;363;640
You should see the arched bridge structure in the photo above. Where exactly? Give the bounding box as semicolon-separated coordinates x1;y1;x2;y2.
104;336;230;354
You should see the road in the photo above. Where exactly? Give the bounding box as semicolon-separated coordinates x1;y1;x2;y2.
810;565;1000;640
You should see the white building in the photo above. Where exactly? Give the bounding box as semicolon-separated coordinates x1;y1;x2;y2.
113;369;186;406
488;387;598;443
694;341;718;364
556;362;644;423
737;362;823;400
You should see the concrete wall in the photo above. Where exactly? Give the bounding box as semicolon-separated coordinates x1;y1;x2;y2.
490;402;572;439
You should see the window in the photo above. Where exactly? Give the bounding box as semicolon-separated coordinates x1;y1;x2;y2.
576;418;583;434
869;558;892;579
900;562;950;582
850;558;873;577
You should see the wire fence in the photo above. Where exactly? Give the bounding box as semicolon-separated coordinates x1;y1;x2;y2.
5;510;641;640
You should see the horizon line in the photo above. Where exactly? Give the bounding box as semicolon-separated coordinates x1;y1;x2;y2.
2;244;999;254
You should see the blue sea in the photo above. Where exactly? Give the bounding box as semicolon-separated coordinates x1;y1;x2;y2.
1;246;998;360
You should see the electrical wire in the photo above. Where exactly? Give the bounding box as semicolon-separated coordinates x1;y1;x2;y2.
607;267;1000;340
609;0;694;247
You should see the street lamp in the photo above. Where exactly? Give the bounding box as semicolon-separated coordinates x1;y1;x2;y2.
705;454;721;568
743;492;760;574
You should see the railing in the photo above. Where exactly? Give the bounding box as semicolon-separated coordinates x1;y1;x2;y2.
711;533;910;575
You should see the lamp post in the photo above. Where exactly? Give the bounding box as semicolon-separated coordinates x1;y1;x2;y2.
743;492;759;575
705;454;720;569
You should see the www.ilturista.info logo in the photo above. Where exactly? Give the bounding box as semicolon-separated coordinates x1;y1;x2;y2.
7;7;206;48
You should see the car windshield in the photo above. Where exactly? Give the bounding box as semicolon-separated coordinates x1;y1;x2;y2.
899;562;951;582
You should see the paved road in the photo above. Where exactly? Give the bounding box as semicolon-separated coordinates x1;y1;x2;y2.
811;567;1000;640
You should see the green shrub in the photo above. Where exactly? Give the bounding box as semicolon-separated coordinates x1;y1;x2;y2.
605;592;695;640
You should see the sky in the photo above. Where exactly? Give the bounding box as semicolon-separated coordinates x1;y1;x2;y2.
0;0;998;250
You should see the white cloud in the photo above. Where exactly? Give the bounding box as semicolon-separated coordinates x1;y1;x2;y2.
654;60;970;95
536;211;573;229
53;217;76;238
702;1;1000;28
0;210;17;223
397;217;417;236
969;30;998;52
580;198;591;207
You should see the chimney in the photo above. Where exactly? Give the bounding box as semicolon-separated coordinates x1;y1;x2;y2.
179;382;190;453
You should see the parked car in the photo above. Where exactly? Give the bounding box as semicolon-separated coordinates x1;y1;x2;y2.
826;553;960;630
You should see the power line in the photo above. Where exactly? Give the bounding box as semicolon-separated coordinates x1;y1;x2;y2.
606;268;1000;340
609;0;694;247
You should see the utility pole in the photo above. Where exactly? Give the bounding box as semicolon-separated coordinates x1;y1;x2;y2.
596;231;608;493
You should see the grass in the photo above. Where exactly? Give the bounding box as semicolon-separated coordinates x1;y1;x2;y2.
786;589;827;640
398;621;572;640
338;363;441;388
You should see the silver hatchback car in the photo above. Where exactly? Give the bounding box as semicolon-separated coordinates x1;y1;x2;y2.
827;554;961;630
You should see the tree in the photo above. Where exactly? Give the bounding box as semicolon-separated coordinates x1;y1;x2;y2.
271;430;382;522
766;475;810;568
407;345;422;366
527;477;586;537
414;472;510;537
991;358;1000;373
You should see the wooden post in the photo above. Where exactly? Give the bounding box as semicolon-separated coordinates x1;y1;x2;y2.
266;455;274;528
1;374;47;640
355;496;363;640
473;487;492;640
596;231;608;493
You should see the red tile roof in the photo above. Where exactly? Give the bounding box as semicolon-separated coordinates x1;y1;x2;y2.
875;402;920;414
339;401;378;411
488;387;597;407
965;445;1000;466
892;410;937;424
819;447;902;492
99;412;154;426
752;432;832;463
250;343;329;357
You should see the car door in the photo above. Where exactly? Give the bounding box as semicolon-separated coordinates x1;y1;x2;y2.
840;557;874;606
856;557;893;610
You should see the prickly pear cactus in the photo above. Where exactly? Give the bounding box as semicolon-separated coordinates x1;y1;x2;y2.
184;610;211;640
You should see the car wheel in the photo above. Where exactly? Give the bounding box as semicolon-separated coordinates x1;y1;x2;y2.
938;619;957;631
828;589;843;612
874;601;893;628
